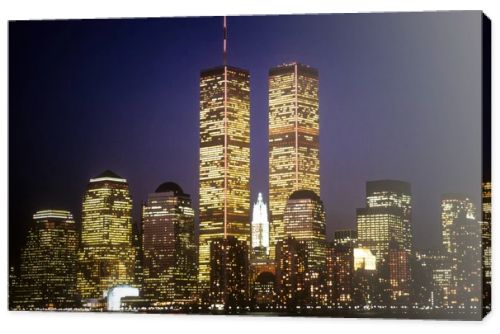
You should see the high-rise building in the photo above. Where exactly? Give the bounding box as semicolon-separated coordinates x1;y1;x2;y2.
441;193;476;253
412;249;451;309
275;236;307;311
481;181;491;312
251;193;270;257
209;236;249;312
366;180;412;253
142;182;197;306
77;170;135;303
356;180;412;305
268;62;320;260
198;19;251;288
326;230;357;307
449;214;481;310
283;190;326;273
13;210;77;310
278;190;327;307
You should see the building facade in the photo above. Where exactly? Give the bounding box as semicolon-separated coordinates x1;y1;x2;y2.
198;65;251;289
251;192;270;258
13;210;77;310
209;236;249;312
326;230;357;307
268;63;320;260
481;181;491;312
284;190;326;273
77;170;135;303
356;180;412;305
449;214;481;310
142;182;197;306
441;193;476;253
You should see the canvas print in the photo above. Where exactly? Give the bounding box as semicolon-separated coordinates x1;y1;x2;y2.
8;11;491;320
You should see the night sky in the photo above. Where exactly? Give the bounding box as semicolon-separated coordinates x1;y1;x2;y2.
9;11;484;266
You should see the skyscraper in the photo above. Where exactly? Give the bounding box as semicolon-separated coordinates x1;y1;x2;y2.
441;193;476;253
366;180;412;253
268;62;320;260
279;190;327;307
13;210;77;310
251;192;270;257
449;214;481;310
77;170;135;303
142;182;197;306
356;180;412;304
481;181;491;312
283;190;326;273
198;18;251;289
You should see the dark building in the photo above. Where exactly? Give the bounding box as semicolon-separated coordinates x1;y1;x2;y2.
275;237;307;312
250;271;276;311
209;236;249;313
13;210;77;310
142;182;197;307
326;229;357;308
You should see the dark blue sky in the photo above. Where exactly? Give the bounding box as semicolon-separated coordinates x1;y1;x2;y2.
9;12;484;264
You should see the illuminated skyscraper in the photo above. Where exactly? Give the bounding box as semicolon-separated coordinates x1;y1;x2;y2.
142;182;197;306
283;190;326;273
198;18;251;288
14;210;77;310
268;62;320;260
449;214;481;310
77;170;135;302
366;180;412;253
356;180;411;304
251;193;269;257
279;190;326;307
441;193;476;253
481;181;491;312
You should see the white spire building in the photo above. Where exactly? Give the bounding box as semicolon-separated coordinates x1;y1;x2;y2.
251;193;270;255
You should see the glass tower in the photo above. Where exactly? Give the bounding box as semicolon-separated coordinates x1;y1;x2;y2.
13;210;77;310
441;193;476;253
198;65;251;288
142;182;197;306
77;170;135;303
268;62;320;260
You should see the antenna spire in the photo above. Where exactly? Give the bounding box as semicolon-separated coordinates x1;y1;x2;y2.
223;16;227;66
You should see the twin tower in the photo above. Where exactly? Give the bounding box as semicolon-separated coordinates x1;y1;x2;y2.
198;62;320;288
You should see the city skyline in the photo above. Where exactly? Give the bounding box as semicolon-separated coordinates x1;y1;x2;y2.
9;13;485;268
8;12;489;318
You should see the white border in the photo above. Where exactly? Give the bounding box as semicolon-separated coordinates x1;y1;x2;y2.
1;0;498;333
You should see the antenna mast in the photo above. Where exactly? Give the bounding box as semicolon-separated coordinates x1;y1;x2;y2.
223;16;227;66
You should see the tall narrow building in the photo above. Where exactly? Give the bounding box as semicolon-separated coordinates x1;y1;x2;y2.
13;210;77;310
251;193;270;257
142;182;197;306
481;181;491;312
441;194;476;253
77;170;135;303
356;180;412;304
198;18;251;289
268;62;320;259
